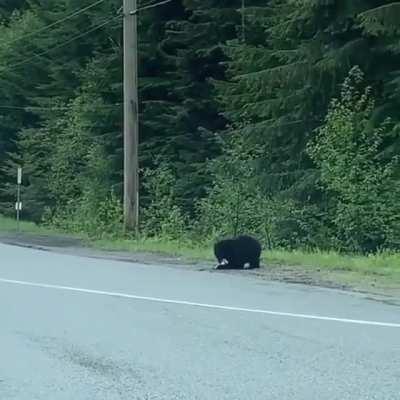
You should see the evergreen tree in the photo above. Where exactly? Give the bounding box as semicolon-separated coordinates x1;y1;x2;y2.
217;0;400;201
0;0;27;19
0;0;400;252
139;1;244;211
0;0;122;218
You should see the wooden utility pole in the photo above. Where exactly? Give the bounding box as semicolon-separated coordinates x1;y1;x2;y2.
123;0;139;233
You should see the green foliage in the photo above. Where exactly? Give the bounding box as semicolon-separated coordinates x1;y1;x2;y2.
45;189;123;239
43;95;123;239
195;130;331;250
196;131;269;241
217;0;400;202
1;0;400;257
0;0;122;221
139;0;244;211
141;163;188;241
308;66;400;253
359;3;400;36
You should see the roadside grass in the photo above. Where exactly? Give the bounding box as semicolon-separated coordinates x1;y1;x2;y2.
266;249;400;289
1;214;399;288
92;237;213;261
0;214;51;235
267;249;400;275
0;215;84;240
93;237;400;286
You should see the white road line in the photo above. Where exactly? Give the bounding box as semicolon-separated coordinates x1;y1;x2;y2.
1;277;399;328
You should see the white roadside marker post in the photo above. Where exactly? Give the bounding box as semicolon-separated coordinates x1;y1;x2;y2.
16;167;22;234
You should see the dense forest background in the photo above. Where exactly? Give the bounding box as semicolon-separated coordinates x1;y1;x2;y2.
0;0;399;254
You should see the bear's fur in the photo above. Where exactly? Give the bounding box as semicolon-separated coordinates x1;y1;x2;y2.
214;235;262;269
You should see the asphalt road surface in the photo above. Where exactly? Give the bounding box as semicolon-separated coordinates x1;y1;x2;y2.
0;243;399;400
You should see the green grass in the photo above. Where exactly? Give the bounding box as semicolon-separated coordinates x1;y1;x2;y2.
1;214;399;289
0;215;83;239
266;249;400;289
267;249;400;275
0;214;51;234
94;237;400;290
93;237;399;281
92;237;213;261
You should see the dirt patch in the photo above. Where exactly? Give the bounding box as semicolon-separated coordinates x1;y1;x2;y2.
0;232;82;249
0;232;204;267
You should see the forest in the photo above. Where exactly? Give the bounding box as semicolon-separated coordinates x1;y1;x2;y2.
0;0;399;254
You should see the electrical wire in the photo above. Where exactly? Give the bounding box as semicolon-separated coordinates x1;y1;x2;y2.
131;0;173;15
0;104;122;111
0;0;173;105
3;14;122;71
6;0;107;46
1;1;171;72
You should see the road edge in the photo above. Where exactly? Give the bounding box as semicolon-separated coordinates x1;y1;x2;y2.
1;232;399;307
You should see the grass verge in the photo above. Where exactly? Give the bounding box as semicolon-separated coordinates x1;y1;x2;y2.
92;237;213;260
94;238;400;285
267;249;400;275
0;215;53;235
1;215;399;292
266;249;400;290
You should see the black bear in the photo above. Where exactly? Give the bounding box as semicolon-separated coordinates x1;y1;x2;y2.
214;235;262;270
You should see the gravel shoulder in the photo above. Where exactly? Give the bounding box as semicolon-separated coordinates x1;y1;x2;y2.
0;231;399;307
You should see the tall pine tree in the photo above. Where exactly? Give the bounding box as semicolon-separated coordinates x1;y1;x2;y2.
217;0;400;200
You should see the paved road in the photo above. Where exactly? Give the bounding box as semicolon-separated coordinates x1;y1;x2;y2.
0;243;399;400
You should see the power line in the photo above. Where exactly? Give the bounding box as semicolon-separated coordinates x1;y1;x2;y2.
6;0;107;46
130;0;173;15
0;1;170;76
0;104;122;111
2;14;122;72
